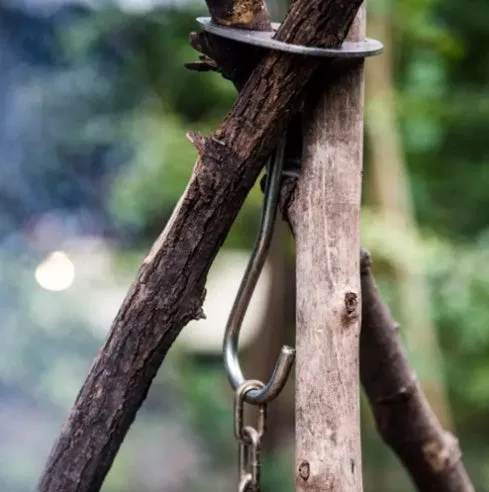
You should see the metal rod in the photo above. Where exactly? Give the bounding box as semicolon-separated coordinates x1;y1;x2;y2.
223;137;295;405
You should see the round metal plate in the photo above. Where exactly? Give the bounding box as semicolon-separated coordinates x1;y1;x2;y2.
196;17;383;58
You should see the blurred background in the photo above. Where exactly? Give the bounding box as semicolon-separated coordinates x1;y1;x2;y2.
0;0;488;490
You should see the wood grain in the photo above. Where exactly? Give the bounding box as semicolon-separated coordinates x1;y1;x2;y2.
289;9;365;491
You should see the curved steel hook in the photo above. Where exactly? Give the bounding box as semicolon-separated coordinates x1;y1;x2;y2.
223;137;296;405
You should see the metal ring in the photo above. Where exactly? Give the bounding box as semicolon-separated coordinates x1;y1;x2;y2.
239;427;261;488
234;380;267;442
197;17;383;58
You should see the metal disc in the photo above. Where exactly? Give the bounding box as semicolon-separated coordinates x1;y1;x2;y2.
196;17;383;58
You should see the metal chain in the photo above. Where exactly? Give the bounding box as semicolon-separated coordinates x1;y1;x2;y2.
234;380;267;491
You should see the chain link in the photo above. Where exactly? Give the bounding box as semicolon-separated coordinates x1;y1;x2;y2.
238;427;261;491
234;380;267;491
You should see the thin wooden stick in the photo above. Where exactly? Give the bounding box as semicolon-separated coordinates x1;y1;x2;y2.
286;9;366;490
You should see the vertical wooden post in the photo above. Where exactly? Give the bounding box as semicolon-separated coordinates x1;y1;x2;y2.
289;7;366;491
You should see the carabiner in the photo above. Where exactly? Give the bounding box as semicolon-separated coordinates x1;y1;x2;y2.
223;137;295;405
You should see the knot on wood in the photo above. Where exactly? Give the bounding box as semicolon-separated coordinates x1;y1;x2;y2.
342;291;359;326
298;460;310;481
422;432;462;472
344;291;358;314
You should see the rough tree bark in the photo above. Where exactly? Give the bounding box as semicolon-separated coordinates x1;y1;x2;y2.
37;1;364;491
360;249;474;492
193;5;475;492
286;9;366;491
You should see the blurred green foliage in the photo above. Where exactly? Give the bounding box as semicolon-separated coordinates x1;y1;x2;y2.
2;0;489;490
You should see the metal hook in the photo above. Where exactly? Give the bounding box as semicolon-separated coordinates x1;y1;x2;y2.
223;137;296;405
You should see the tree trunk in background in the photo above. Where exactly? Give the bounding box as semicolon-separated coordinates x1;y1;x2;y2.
365;11;453;429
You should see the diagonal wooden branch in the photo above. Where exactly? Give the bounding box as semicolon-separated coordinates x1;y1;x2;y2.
360;249;474;491
37;1;364;491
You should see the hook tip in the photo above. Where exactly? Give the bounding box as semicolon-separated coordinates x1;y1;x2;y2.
281;345;296;358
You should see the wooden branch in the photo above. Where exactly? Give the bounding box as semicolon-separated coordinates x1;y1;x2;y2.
287;9;366;491
360;249;475;492
37;1;364;491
